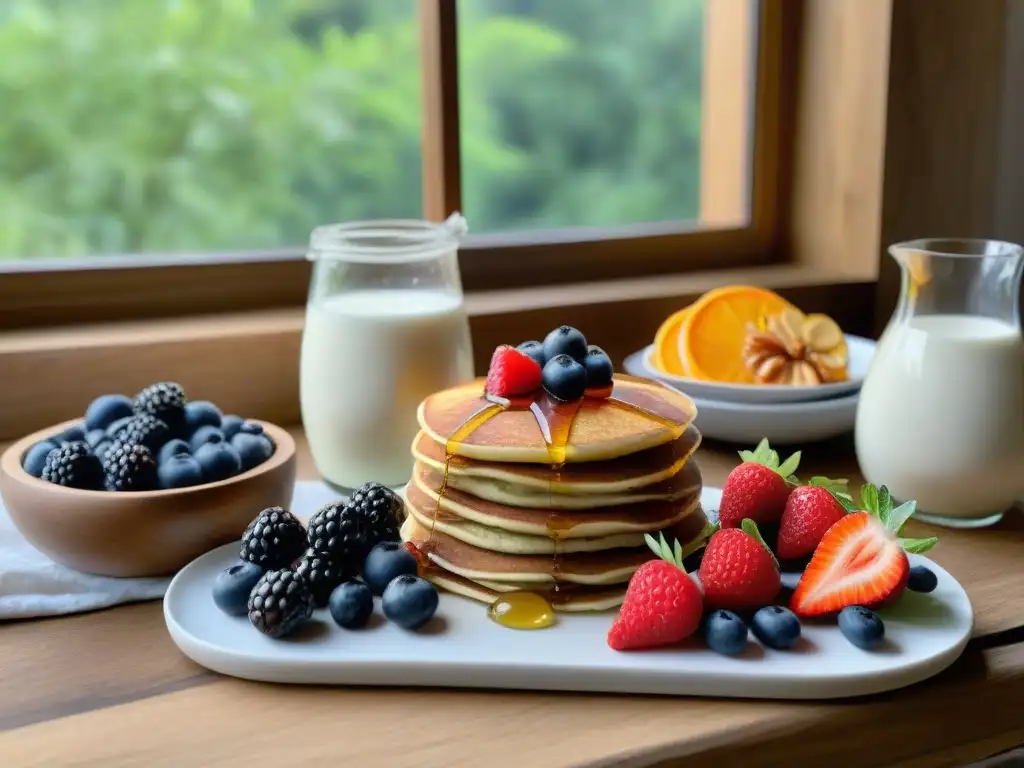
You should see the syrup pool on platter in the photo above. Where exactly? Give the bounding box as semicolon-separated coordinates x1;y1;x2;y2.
400;324;705;630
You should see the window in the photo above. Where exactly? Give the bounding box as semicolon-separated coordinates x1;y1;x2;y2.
0;0;790;327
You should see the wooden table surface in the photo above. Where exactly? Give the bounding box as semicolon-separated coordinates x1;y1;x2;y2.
2;429;1023;768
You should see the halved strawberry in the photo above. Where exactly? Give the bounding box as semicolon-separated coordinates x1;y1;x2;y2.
790;512;909;617
485;345;543;397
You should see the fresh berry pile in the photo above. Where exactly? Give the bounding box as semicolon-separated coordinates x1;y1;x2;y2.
21;382;276;492
213;483;438;639
607;437;941;655
485;325;615;402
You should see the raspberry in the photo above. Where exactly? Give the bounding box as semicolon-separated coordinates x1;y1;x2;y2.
485;345;543;398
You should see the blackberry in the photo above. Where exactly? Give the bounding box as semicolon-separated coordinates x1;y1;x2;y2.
40;441;103;490
115;414;171;452
102;442;158;492
307;483;403;573
294;549;347;606
247;569;313;638
348;481;404;541
239;507;306;570
134;382;187;437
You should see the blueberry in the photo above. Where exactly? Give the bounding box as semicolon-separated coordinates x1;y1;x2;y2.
908;564;938;593
85;429;107;449
838;605;885;650
84;394;134;432
184;400;223;434
364;541;418;596
105;415;134;439
328;582;375;629
231;432;275;472
157;454;204;489
189;425;225;453
212;561;264;617
220;415;245;440
751;605;801;650
58;424;87;444
157;438;191;466
516;340;547;367
238;421;263;436
22;441;58;478
542;354;588;402
703;609;749;655
381;574;439;630
542;325;588;363
194;440;242;483
583;345;614;388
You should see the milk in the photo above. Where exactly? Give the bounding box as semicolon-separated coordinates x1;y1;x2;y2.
855;314;1024;519
300;289;474;489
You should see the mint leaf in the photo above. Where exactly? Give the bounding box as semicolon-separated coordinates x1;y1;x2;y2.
901;536;938;554
861;483;880;516
740;518;779;570
777;450;802;480
885;500;917;535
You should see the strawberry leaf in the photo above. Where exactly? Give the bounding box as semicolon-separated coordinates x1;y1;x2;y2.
809;476;854;505
884;499;917;535
901;536;938;554
877;486;894;525
740;518;780;571
861;483;880;516
673;538;683;567
738;438;801;482
777;451;802;480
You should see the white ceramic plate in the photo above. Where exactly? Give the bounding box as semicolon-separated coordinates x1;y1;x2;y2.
687;391;860;446
623;335;876;404
164;484;973;701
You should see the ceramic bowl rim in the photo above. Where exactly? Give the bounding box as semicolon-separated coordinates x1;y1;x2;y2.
0;418;295;500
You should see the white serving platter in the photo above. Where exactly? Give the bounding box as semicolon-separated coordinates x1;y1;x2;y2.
164;484;973;700
624;334;876;404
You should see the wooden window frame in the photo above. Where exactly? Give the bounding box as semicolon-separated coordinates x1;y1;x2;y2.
0;0;796;330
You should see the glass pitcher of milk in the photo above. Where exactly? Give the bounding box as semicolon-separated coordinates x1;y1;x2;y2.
855;238;1024;528
300;214;475;491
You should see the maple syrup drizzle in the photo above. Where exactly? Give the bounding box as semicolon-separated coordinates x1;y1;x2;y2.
433;378;691;628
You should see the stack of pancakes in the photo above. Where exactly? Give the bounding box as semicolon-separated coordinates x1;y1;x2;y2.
401;375;707;611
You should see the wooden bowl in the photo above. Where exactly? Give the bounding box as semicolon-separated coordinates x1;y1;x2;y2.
0;419;296;578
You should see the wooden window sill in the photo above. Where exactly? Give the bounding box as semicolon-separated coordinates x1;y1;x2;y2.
0;264;874;441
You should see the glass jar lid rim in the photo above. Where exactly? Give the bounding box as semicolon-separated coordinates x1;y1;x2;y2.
308;214;467;263
890;237;1023;259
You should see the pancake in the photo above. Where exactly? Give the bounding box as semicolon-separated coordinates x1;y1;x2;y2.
411;424;702;497
402;485;710;555
424;569;627;612
400;517;644;585
417;374;697;463
408;465;702;539
435;458;702;510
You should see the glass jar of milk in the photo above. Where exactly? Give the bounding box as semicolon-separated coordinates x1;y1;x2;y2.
300;214;475;491
855;238;1024;528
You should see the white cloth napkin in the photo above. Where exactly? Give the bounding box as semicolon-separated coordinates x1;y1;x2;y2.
0;481;343;621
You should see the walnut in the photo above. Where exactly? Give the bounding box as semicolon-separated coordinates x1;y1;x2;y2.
743;310;847;385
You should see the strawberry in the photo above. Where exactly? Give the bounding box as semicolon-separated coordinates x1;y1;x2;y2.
790;512;910;617
776;478;850;560
698;519;781;611
485;345;542;398
607;532;704;651
718;439;801;528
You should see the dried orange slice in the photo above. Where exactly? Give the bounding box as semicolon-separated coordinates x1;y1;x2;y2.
652;305;693;375
681;286;799;383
